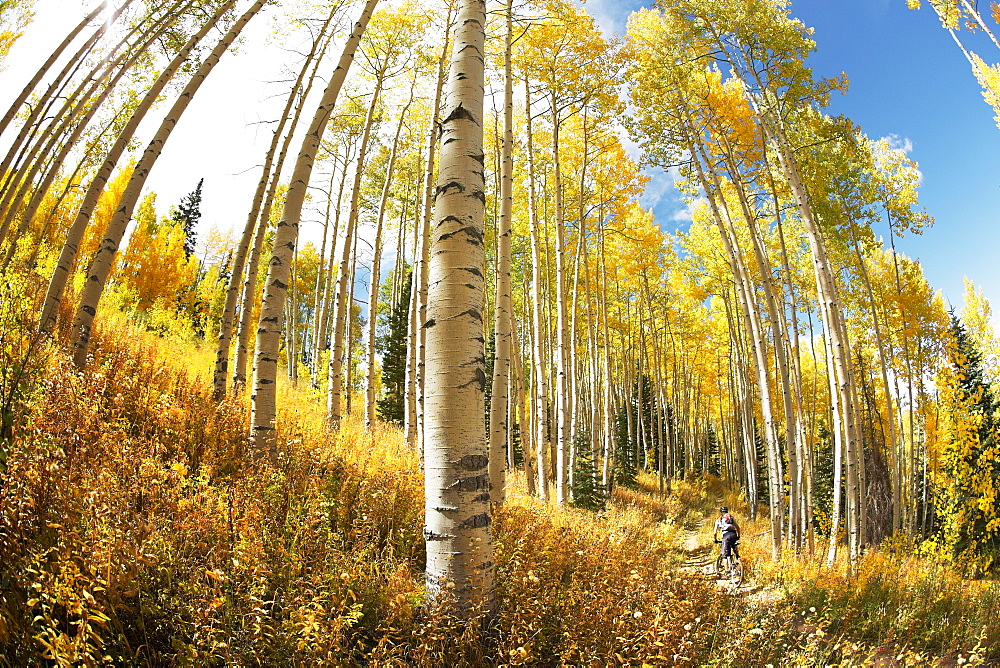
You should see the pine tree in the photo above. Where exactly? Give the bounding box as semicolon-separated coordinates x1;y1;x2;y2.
933;314;1000;571
572;433;606;512
171;178;203;259
376;272;410;426
613;406;638;490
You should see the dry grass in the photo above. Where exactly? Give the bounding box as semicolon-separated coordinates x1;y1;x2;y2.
1;292;998;665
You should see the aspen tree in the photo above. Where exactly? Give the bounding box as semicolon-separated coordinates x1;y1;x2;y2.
239;111;355;392
211;6;338;398
0;1;128;208
9;11;218;267
689;135;785;556
69;0;265;369
0;1;184;208
0;2;106;139
512;321;536;494
327;3;424;425
0;2;178;241
308;167;338;386
327;84;384;426
487;0;514;504
515;1;619;501
407;3;455;449
314;166;342;370
248;0;380;453
423;0;493;612
39;0;233;335
315;131;360;377
706;90;803;545
524;77;549;500
712;6;864;562
364;80;416;427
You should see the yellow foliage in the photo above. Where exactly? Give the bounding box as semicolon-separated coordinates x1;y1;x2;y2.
970;52;1000;129
0;0;33;70
117;192;198;311
605;203;664;277
79;162;133;269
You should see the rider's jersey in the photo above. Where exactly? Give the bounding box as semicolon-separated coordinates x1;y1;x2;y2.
714;516;739;536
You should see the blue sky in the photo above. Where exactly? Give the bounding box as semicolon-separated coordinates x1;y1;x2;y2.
590;0;1000;317
5;0;999;316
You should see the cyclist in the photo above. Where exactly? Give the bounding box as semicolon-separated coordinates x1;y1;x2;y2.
712;506;741;571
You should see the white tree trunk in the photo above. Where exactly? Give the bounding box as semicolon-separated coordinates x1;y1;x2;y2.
423;0;493;613
327;73;384;426
487;0;514;505
69;0;265;369
364;86;413;427
524;77;548;501
39;0;232;335
213;13;336;398
250;0;379;454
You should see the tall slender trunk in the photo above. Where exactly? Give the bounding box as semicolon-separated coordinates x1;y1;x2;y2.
69;0;265;368
1;9;178;270
409;6;455;452
512;322;535;495
39;0;227;334
1;3;181;247
0;2;108;139
688;130;782;556
525;78;548;501
0;0;175;234
345;235;359;415
733;57;862;565
549;90;570;504
328;72;385;426
212;10;335;397
364;83;414;426
247;0;379;454
488;0;514;504
722;153;800;548
316;143;354;373
423;0;493;612
0;2;128;210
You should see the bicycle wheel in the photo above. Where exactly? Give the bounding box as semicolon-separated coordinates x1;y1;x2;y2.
730;560;744;587
715;552;725;577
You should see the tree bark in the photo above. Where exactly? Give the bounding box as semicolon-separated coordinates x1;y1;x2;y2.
422;0;493;614
364;83;414;427
487;0;514;505
327;73;385;426
212;6;336;398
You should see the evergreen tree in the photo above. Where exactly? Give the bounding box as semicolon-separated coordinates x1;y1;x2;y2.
484;322;495;429
376;272;410;425
572;433;606;512
171;178;204;259
932;314;1000;571
811;421;836;536
613;405;638;489
706;426;721;477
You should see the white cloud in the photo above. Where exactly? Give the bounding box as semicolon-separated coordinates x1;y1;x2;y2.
638;165;679;210
583;0;651;38
884;133;914;154
669;195;704;225
670;204;695;222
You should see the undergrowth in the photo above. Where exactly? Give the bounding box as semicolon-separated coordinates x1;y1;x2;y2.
0;289;997;665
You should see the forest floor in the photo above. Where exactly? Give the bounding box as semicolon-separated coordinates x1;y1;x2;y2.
3;315;1000;665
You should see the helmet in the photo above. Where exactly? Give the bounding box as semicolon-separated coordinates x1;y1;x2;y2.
720;506;729;513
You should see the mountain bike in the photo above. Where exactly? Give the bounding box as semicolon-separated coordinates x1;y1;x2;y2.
713;538;743;587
